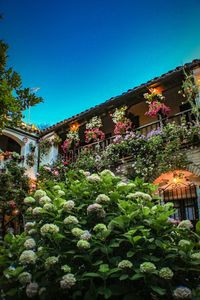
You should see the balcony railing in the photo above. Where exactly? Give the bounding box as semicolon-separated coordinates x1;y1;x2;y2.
66;109;194;162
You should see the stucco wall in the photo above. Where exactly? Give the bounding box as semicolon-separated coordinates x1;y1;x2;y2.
1;128;39;179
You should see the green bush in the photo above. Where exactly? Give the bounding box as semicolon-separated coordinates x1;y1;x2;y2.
0;170;200;300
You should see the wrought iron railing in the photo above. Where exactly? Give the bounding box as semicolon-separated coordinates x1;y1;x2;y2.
66;108;194;162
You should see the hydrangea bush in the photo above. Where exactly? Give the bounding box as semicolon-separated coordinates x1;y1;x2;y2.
1;170;200;299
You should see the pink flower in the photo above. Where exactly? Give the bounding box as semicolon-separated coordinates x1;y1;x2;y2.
53;170;59;176
145;101;170;118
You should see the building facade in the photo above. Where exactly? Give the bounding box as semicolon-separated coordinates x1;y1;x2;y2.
1;59;200;224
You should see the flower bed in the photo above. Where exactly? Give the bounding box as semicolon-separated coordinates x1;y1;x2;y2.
1;170;200;299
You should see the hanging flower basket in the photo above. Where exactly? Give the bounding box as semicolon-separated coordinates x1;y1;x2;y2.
145;101;171;118
85;116;105;143
85;128;105;143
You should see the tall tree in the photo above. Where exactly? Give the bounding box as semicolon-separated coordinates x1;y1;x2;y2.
0;40;43;130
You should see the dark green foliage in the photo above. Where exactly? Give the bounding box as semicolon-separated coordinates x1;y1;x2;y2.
0;170;200;299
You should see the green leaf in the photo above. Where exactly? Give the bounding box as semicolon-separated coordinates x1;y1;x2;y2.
196;221;200;234
127;251;134;257
151;286;166;295
120;274;129;280
131;273;144;280
83;272;102;278
98;287;112;299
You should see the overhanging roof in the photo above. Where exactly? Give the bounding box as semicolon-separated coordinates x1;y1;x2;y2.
41;59;200;136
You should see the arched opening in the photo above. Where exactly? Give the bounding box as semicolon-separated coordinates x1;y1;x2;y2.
154;170;200;225
0;135;21;154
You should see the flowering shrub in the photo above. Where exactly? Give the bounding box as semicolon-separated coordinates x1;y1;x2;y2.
144;89;171;118
72;121;200;181
1;170;200;299
85;116;105;143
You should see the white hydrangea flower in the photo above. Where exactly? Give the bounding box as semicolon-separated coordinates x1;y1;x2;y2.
93;223;107;232
140;262;156;273
80;230;91;240
37;247;43;252
95;194;110;204
32;207;43;216
28;229;37;236
40;223;59;236
71;227;84;237
77;239;90;249
87;203;106;218
26;282;39;298
100;170;115;177
24;222;35;232
178;240;191;248
127;192;152;201
159;267;174;280
118;260;133;269
19;250;37;265
57;190;65;197
63;200;75;211
34;189;46;200
178;220;193;230
44;256;59;269
18;272;32;284
60;273;76;289
24;197;35;205
53;185;61;190
43;203;54;211
26;207;33;214
79;170;90;176
87;174;101;183
39;196;52;206
117;182;127;188
64;216;79;225
24;238;36;250
191;252;200;260
61;264;71;273
173;287;192;299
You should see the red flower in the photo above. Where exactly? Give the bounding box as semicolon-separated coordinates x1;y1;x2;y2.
85;128;105;143
145;101;170;118
114;120;132;135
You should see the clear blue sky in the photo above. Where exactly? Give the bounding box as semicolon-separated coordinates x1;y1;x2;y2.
1;0;200;126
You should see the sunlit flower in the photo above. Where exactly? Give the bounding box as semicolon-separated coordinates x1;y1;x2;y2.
39;195;52;206
32;207;43;216
19;250;37;265
80;230;91;240
87;174;101;183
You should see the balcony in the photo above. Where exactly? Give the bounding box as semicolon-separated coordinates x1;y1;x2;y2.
66;108;197;163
